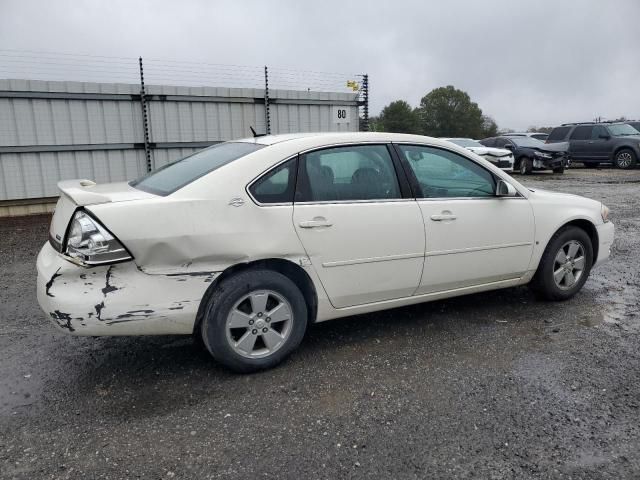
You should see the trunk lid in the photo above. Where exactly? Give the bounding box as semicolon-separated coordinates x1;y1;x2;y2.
48;179;156;251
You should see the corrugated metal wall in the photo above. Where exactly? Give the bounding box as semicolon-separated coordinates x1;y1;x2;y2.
0;79;360;202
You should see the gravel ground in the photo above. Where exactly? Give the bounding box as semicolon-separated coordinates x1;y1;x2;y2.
1;168;639;479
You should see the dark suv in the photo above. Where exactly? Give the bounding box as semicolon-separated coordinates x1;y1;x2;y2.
546;122;640;169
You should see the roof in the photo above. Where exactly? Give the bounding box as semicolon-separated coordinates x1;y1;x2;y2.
230;131;476;162
560;121;627;126
235;131;454;148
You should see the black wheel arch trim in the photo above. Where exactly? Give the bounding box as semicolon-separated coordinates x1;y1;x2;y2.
193;258;318;335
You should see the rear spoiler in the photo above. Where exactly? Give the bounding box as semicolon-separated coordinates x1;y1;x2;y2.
57;179;112;206
57;179;156;206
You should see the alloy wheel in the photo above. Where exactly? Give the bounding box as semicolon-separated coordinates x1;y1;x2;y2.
225;290;294;358
553;240;586;290
616;152;633;168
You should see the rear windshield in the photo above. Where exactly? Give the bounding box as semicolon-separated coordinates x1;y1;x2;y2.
131;142;265;196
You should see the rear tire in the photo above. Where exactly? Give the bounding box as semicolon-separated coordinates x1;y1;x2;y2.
201;269;308;373
614;149;636;169
519;157;533;175
531;226;593;301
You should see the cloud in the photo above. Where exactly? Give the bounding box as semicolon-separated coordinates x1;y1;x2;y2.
1;0;638;130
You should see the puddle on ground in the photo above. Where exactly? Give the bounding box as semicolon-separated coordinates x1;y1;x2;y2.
577;284;639;331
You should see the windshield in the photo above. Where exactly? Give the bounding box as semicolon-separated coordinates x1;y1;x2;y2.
510;137;545;147
131;142;265;196
447;138;483;148
607;123;640;136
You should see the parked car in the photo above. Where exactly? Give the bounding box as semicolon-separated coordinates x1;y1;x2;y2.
442;138;515;172
480;136;569;174
504;132;549;142
546;122;640;169
37;132;614;373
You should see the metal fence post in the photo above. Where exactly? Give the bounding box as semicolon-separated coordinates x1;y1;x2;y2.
138;56;153;172
361;74;369;132
264;66;271;135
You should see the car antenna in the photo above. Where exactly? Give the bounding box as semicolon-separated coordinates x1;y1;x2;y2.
249;126;267;138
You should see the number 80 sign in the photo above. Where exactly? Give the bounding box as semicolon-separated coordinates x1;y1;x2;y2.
331;106;351;124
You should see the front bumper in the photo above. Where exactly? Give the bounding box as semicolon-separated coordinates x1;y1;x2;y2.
484;155;514;172
36;242;219;335
533;155;567;170
594;221;615;268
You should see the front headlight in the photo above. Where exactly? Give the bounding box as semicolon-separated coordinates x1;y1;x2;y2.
65;210;132;265
534;151;552;159
601;203;610;223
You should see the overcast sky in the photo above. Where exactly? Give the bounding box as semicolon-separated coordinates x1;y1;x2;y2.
1;0;639;130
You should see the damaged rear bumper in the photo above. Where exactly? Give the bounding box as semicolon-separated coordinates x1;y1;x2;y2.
36;242;220;336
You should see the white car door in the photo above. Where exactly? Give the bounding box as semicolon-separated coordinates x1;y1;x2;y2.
292;144;425;308
394;143;535;295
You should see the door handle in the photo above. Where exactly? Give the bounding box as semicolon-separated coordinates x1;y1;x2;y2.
299;217;333;228
430;214;457;221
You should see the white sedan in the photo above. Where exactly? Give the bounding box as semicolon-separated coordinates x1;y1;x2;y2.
443;137;515;172
37;132;614;372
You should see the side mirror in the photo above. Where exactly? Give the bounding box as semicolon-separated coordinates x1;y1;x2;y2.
503;143;514;150
496;179;518;197
599;134;611;140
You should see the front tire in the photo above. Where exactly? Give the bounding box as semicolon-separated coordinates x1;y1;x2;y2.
532;226;593;301
519;157;533;175
614;149;637;169
201;269;308;373
552;166;565;174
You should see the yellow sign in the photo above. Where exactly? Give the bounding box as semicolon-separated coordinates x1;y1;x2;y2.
346;80;360;91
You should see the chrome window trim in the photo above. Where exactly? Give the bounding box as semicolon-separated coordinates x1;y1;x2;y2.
298;140;395;155
295;198;417;206
415;196;525;201
247;141;525;207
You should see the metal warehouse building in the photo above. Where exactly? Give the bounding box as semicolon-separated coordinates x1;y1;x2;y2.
0;79;361;216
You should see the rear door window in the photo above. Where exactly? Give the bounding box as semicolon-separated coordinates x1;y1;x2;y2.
249;158;297;204
479;138;496;147
569;126;593;141
591;125;608;140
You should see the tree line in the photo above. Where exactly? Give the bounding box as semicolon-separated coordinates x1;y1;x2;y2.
370;86;557;137
369;85;500;139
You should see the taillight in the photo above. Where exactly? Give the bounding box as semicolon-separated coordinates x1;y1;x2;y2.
64;210;132;265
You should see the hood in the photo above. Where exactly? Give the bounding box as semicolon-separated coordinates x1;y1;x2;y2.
535;141;569;153
467;146;512;157
528;187;601;209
